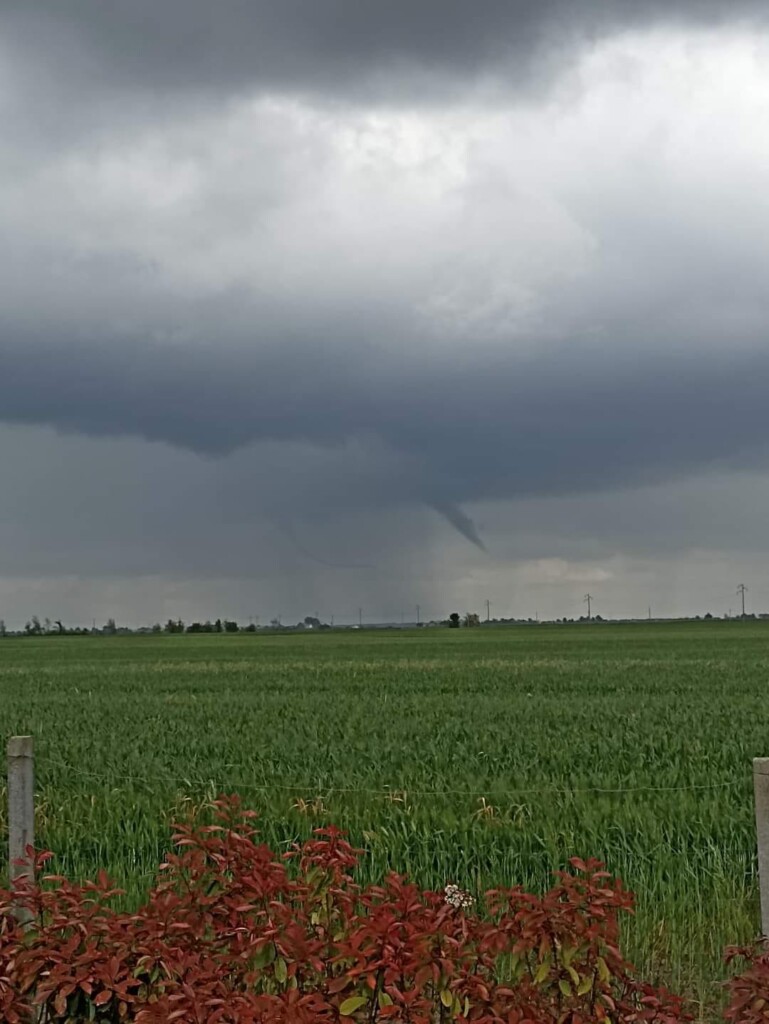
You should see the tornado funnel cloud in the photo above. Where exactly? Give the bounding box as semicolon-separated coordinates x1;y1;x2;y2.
429;500;487;552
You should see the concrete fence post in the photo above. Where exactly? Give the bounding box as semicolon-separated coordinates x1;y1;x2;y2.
7;735;34;924
754;758;769;938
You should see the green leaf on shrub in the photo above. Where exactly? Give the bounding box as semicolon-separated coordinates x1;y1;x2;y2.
378;992;393;1008
534;962;549;985
596;956;610;983
274;957;288;983
253;942;276;969
578;974;593;996
559;979;572;997
340;995;368;1016
440;988;453;1008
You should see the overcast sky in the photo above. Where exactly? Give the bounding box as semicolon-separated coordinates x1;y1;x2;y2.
2;2;769;627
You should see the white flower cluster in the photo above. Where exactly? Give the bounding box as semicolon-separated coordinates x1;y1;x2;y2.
444;884;475;909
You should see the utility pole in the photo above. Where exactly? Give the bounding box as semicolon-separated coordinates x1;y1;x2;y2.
358;607;363;628
486;599;490;622
738;584;748;618
648;606;651;621
584;593;593;621
416;604;421;626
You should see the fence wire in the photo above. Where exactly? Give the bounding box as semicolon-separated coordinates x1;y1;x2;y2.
37;755;746;799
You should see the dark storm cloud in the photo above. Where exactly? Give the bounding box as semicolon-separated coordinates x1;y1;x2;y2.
2;0;769;587
2;333;768;533
3;1;769;105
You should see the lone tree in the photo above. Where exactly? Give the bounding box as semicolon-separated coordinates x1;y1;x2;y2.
448;612;461;628
464;612;481;628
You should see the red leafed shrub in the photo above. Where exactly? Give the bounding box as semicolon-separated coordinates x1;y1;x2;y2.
0;795;690;1024
725;944;769;1024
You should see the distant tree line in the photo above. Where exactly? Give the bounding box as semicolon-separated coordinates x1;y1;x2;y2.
447;612;481;628
183;619;239;633
1;610;762;638
0;615;333;637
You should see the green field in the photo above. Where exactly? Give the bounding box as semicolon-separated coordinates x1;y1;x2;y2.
0;622;767;1011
